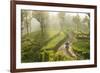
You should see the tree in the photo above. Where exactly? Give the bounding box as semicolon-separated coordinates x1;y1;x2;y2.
58;12;66;32
21;10;32;36
32;11;49;36
82;15;90;32
73;14;81;32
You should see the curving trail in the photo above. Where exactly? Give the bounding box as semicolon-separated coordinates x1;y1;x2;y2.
58;42;77;58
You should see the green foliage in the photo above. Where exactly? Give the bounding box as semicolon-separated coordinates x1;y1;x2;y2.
21;31;43;62
54;51;74;61
72;38;90;60
21;10;90;63
39;50;74;62
42;32;65;50
21;29;90;62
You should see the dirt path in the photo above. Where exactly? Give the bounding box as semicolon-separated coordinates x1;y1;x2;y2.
58;41;77;58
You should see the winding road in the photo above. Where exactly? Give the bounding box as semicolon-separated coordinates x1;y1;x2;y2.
58;42;77;58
